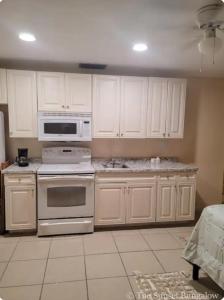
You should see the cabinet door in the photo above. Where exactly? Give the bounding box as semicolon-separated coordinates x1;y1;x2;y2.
5;185;36;230
7;70;37;138
37;72;65;111
65;74;92;112
147;78;167;138
120;77;148;138
157;177;176;222
93;75;120;138
0;69;7;104
126;181;156;224
176;176;196;221
166;79;187;138
95;183;126;225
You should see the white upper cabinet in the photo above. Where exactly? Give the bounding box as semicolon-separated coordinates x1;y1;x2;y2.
65;74;92;112
93;75;120;138
38;72;92;112
147;78;167;138
0;69;7;104
120;77;148;138
166;79;187;138
147;78;187;139
37;72;65;111
7;70;37;138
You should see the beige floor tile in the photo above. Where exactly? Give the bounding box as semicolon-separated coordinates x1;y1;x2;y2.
0;285;42;300
44;256;85;283
83;234;117;255
88;277;134;300
19;235;52;242
0;263;7;278
52;234;82;240
154;249;192;272
11;241;50;261
120;251;164;275
167;226;194;233
0;260;46;287
41;281;87;300
170;231;192;248
114;234;150;252
139;228;168;234
49;238;83;258
0;236;20;244
85;253;126;279
142;232;183;250
112;229;140;237
0;243;17;262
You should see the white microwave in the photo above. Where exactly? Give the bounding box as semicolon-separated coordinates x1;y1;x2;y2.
38;112;92;142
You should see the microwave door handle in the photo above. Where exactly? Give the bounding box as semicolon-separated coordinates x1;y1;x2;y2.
79;121;83;137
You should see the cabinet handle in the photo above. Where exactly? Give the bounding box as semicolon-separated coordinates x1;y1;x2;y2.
62;105;65;108
163;133;165;137
168;133;170;137
116;133;119;137
67;105;69;109
121;133;124;137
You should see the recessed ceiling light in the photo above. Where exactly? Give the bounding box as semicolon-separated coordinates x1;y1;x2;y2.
0;0;3;3
133;43;148;52
19;32;36;42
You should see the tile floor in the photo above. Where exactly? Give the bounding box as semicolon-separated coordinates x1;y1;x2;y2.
0;226;222;300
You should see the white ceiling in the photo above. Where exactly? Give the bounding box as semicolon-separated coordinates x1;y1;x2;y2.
0;0;224;77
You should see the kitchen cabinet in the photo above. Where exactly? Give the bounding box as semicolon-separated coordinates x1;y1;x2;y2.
147;78;167;138
7;70;37;138
147;78;187;138
0;69;7;104
156;176;177;222
37;72;65;111
93;75;120;138
65;74;92;112
37;72;92;112
95;177;157;225
176;176;196;221
95;173;196;226
120;77;148;138
5;174;36;231
95;182;126;225
166;79;186;138
126;179;156;223
93;75;148;138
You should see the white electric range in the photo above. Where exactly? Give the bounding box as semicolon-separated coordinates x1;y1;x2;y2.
37;147;95;236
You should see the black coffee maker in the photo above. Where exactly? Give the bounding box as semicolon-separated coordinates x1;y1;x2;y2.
17;148;29;167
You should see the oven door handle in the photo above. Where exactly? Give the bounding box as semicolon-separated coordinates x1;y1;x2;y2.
38;175;94;182
41;220;92;226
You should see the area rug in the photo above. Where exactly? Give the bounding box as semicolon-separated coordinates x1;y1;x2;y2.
132;271;221;300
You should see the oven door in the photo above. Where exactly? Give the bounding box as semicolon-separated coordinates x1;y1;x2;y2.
38;118;81;141
38;174;94;219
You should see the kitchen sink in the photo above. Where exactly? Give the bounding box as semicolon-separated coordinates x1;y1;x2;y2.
103;161;129;169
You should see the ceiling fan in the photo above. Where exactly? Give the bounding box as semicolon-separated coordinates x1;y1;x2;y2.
193;0;224;67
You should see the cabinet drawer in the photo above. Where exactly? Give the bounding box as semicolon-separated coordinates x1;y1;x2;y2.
5;174;36;186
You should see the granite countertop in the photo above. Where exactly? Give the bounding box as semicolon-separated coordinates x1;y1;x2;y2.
2;161;41;174
92;158;198;173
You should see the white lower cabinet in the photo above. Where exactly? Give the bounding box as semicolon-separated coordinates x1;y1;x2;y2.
176;176;196;221
5;175;36;231
126;180;156;223
156;177;177;222
95;174;196;226
157;175;196;222
95;183;126;225
95;178;157;226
